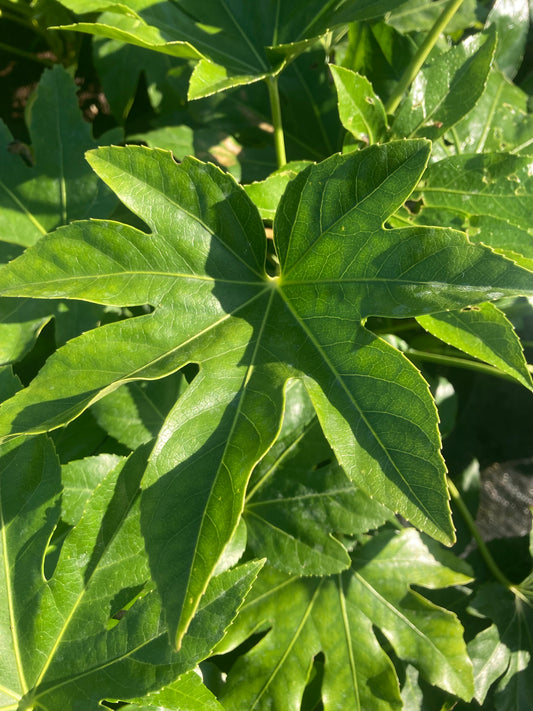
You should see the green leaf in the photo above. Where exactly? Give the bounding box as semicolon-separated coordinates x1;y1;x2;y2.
330;64;388;145
93;31;189;121
414;152;533;267
245;380;393;575
391;30;496;141
0;299;53;365
0;64;119;248
446;67;533;155
0;417;262;708
244;161;311;220
417;303;533;389
340;20;416;106
57;0;410;98
385;0;478;35
92;372;189;449
486;0;529;79
124;670;224;710
468;583;533;707
216;529;474;710
1;141;533;643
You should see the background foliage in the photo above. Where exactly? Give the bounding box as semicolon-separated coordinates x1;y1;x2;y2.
0;0;533;709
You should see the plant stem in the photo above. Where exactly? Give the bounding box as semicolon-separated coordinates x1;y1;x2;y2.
385;0;466;114
405;347;522;383
447;477;513;588
0;41;54;66
266;75;287;168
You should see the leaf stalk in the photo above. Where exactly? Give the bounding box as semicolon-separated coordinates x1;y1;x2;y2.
266;75;287;168
385;0;466;115
447;477;513;589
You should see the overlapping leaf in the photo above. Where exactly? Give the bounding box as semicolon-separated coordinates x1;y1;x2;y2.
414;152;533;269
0;380;261;710
57;0;410;98
417;303;533;389
444;67;533;155
391;30;496;141
245;380;393;575
0;64;118;248
215;529;474;710
1;140;533;646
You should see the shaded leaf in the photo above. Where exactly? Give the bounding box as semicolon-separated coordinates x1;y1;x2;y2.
385;0;478;35
245;380;393;575
468;583;533;707
417;303;532;389
216;529;474;710
0;64;119;247
92;372;188;450
0;415;262;709
58;0;410;97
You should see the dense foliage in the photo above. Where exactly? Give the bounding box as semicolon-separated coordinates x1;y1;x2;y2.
0;0;532;709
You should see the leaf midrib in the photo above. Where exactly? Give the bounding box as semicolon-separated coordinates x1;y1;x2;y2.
279;287;439;529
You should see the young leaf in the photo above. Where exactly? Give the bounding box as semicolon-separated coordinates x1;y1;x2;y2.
391;30;497;141
330;64;388;145
216;529;474;710
0;64;119;248
417;303;533;389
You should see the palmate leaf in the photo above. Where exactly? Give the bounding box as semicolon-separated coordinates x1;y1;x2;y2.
57;0;410;98
0;376;261;710
215;529;474;710
124;670;224;710
1;140;533;647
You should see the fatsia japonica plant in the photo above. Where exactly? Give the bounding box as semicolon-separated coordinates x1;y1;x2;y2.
1;0;533;709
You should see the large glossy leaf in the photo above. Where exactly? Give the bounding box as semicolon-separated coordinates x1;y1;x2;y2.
215;529;474;710
1;141;533;643
0;404;261;709
57;0;410;98
391;30;496;141
414;152;533;269
0;64;118;248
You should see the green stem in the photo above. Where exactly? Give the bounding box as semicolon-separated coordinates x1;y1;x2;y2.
405;347;522;383
0;40;54;66
266;75;287;169
385;0;466;114
447;477;513;589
